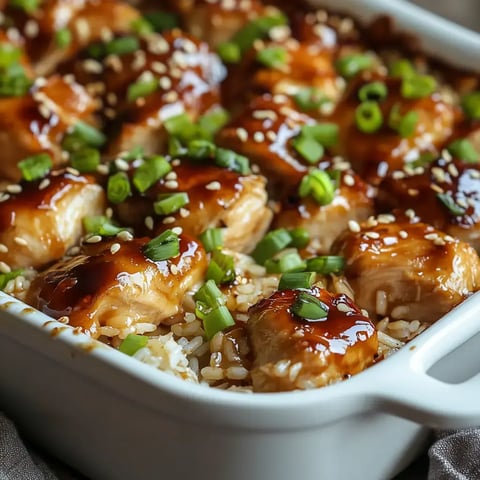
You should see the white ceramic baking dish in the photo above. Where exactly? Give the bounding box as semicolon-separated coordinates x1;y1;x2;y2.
1;1;480;479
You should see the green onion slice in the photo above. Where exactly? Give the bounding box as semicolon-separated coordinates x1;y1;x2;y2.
355;101;383;133
217;42;241;64
55;28;72;48
256;46;288;69
187;139;216;160
388;104;419;138
0;43;21;69
0;269;24;290
288;227;310;249
131;18;154;36
143;11;179;32
0;72;31;97
127;77;158;102
71;121;106;148
301;123;339;148
143;229;180;262
201;305;235;339
154;192;189;216
199;228;223;253
119;334;148;356
206;250;236;285
215;148;250;174
70;148;100;173
199;108;230;137
83;216;126;236
264;251;306;274
401;74;437;99
9;0;40;13
105;36;140;57
437;193;466;216
390;59;416;79
107;172;131;204
306;256;345;274
292;135;324;164
298;169;335;206
18;153;52;181
293;87;329;111
252;228;292;265
133;155;171;193
291;291;329;321
194;279;226;308
278;271;315;291
461;91;480;120
335;54;373;79
447;139;479;163
358;81;388;102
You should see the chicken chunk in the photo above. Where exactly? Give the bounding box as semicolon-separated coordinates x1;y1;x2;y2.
331;75;457;185
113;159;272;253
0;75;97;181
378;153;480;251
0;170;105;270
4;0;140;76
247;287;378;392
274;165;374;254
333;214;480;323
216;94;320;191
26;233;207;337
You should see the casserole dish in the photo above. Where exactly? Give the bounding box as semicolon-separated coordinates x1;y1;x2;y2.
0;1;480;479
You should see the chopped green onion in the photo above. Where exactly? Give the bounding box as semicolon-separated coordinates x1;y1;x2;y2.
215;148;250;174
288;227;310;249
62;132;87;153
298;169;335;206
355;101;383;133
256;46;288;69
358;81;388;102
168;137;186;157
447;139;479;163
0;72;31;97
230;13;287;55
206;250;236;285
388;104;419;138
9;0;40;13
86;43;106;59
306;256;345;274
119;334;148;356
264;251;306;274
217;42;241;64
291;291;328;321
143;229;180;262
71;121;106;148
70;148;100;173
55;28;72;48
83;216;126;236
187;139;216;160
401;74;437;99
107;172;131;204
122;145;144;162
133;155;171;193
390;59;416;79
18;153;52;181
0;269;24;290
335;54;373;79
437;193;466;216
409;152;436;169
127;77;158;102
461;91;480;120
301;123;339;148
198;108;230;137
143;11;179;32
293;87;329;111
252;228;292;265
292;135;324;164
201;305;235;339
164;113;197;141
194;279;226;308
154;192;189;215
199;228;223;253
131;18;154;36
278;272;315;291
0;43;21;69
105;36;140;57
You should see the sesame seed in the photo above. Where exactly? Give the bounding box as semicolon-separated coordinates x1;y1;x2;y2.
430;183;444;194
0;262;10;273
58;316;70;324
24;20;39;38
164;91;179;103
377;214;396;224
424;233;439;241
14;237;28;246
253;132;265;143
366;217;378;228
38;104;51;119
145;216;154;230
96;164;109;175
165;180;179;189
83;59;103;74
457;198;468;208
336;302;354;313
448;163;459;177
86;235;102;244
100;27;113;43
38;178;50;190
66;167;80;176
442;149;453;162
343;174;355;187
364;231;380;239
253;110;278;121
399;230;408;239
0;193;10;203
115;158;130;171
106;93;118;106
206;181;221;191
179;208;190;218
236;128;248;142
0;244;8;253
159;76;172;90
163;216;176;224
171;159;181;167
266;131;277;142
117;230;133;241
104;54;123;73
405;209;416;219
151;61;167;74
110;243;121;254
170;264;179;275
348;220;361;233
444;235;455;243
6;184;22;194
172;226;183;235
433;237;446;246
407;188;419;196
165;171;177;181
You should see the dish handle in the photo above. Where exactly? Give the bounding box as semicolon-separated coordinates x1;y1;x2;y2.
366;293;480;429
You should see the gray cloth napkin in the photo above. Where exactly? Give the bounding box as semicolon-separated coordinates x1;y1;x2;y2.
1;411;480;479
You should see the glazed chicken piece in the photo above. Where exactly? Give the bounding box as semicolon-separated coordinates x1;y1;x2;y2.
247;287;378;392
274;163;374;254
333;214;480;323
378;153;480;251
26;234;207;337
114;159;272;253
0;75;97;182
0;170;105;270
331;75;457;185
3;0;140;76
171;0;267;49
65;30;224;155
216;94;321;191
